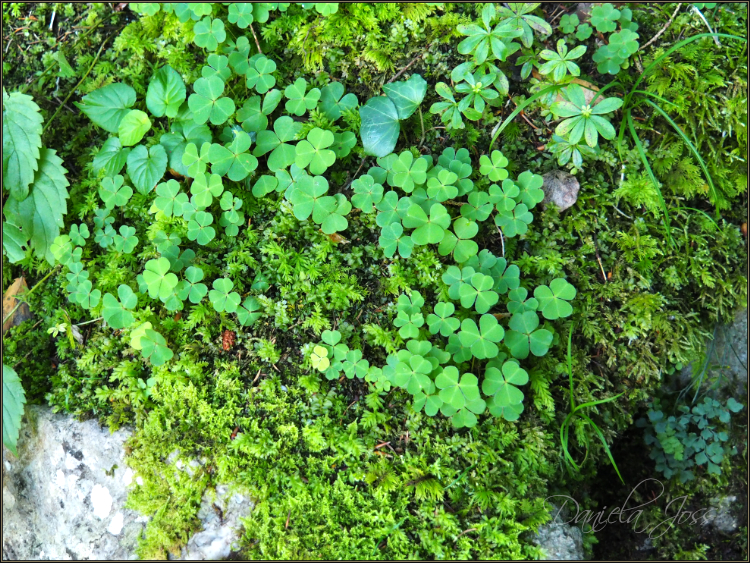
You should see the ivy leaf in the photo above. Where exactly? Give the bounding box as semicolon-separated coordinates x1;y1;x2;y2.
153;179;189;217
102;285;138;329
515;170;545;209
351;174;384;213
209;131;258;181
2;364;26;456
93;137;130;178
505;311;553;359
188;76;235;126
118;110;151;147
534;278;576;319
143;257;179;301
99;174;133;209
237;296;262;326
141;329;174;366
146;65;186;118
458;314;505;360
127;144;167;194
439;217;479;264
112;225;139;253
320;82;358;120
426;302;460;337
228;3;254;28
187;211;216;245
382;74;428;120
74;82;136;133
284;77;320;116
3;148;69;265
390;151;428;193
402;202;450;246
209;277;241;313
2;90;43;200
479;150;509;182
359;96;400;158
379;222;413;259
295;128;336;175
246;56;278;94
193;17;226;50
495;203;533;238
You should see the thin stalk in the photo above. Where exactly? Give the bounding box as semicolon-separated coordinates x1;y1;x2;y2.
488;85;562;153
2;266;60;330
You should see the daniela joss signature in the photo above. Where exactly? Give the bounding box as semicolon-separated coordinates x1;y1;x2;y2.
546;478;718;539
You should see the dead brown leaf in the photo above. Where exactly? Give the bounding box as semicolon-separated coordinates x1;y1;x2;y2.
2;278;32;334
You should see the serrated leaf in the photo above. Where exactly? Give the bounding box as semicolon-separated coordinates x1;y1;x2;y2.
3;89;43;200
3;364;26;456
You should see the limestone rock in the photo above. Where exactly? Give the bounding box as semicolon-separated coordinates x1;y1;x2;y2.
704;495;738;533
542;170;581;212
532;504;586;560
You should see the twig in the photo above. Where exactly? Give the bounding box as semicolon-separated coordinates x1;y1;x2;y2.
691;5;721;47
75;316;103;327
496;224;505;257
5;38;12;53
342;157;368;191
418;106;426;148
387;46;431;84
249;23;263;54
640;3;683;51
285;510;291;529
593;242;607;283
510;98;540;130
456;528;478;541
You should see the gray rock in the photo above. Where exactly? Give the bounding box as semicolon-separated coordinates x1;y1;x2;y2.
542;170;581;212
3;406;253;560
532;504;585;560
2;405;146;560
575;3;594;22
703;495;738;533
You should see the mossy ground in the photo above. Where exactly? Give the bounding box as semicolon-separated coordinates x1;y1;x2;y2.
2;2;747;560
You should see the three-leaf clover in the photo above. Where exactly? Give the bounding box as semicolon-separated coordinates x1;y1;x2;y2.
479;150;509;182
154;179;189;217
284;78;321;116
458;314;505;359
289;175;332;221
143;258;179;301
394;355;433;395
99;175;133;209
112;225;139;254
608;29;640;58
237;296;262;326
295;128;336;175
483;359;528;421
590;3;621;33
390;151;428;193
246;56;277;94
506;287;539;314
351;175;384;213
102;285;138;329
177;266;209;304
489;179;520;212
227;3;254;28
182;141;211;177
533;278;577;319
436;367;481;411
538;39;587;82
459;272;499;314
559;13;580;34
439;217;479;264
575;23;593;41
379;222;413;259
505;311;553;359
550;84;623;147
426;169;458;202
253;116;302;171
188;76;235;126
187;211;216;245
461;191;494;222
209;131;257;181
320;82;358;121
515;170;545;209
209;278;241;313
426;302;460;337
193;17;226;51
319;193;351;234
190;173;224;209
402;203;450;245
495;203;533;237
74;279;101;309
311;345;330;372
141;329;174;366
69;224;90;247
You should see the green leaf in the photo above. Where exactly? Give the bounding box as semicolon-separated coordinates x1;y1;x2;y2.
112;225;138;254
193;17;226;50
534;278;576;319
182;142;211;178
458;314;504;360
126;144;167;194
102;285;138;329
228;3;254;28
426;301;460;337
188;76;235;126
118;110;151;147
246;56;278;94
289;175;330;221
379;222;413;259
390;151;428;193
187;210;216;245
426;168;458;202
402;202;450;245
99;175;133;209
438;217;478;263
93;137;130;178
209;277;241;313
74;82;136;133
146;65;186;118
2;364;26;456
311;345;330;371
2;89;43;200
143;257;179;301
3;148;69;265
515;170;545;209
505;311;553;359
209;131;258;181
320;82;358;121
394;355;433;395
482;360;528;410
436;367;481;410
284;77;320;116
237;296;262;326
382;74;427;120
153;179;189;217
3;220;27;263
359;96;400;158
351;174;384;213
479;150;509;182
295;128;336;175
458;272;498;314
176;266;209;304
160;122;212;177
141;329;174;366
494;203;533;238
488;179;519;211
73;279;101;309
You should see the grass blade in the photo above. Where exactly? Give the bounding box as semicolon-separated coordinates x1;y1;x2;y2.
579;412;625;484
489;85;562;152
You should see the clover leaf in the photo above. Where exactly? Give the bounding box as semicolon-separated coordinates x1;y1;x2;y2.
458;314;504;360
351;174;384;213
94;225;116;249
402;202;450;246
440;396;487;429
228;3;254;28
505;311;553;359
342;349;369;379
461;191;494;222
188;76;235;126
99;174;133;209
102;285;138;329
379;222;413;259
190;173;224;209
442;265;476;301
590;3;620;33
515;170;545;209
72;279;100;309
591;44;627;76
495;203;533;238
435;366;481;412
426;302;460;337
506;287;539;314
246;56;277;94
289;175;331;221
375;191;401;227
459;272;499;314
187;211;216;245
575;23;593;41
254;115;302;171
608;29;640;58
539;39;587;82
483;359;528;421
175;266;208;304
143;257;179;301
69;224;90;247
559;13;579;34
311;345;330;372
439;217;479;264
154;179;189;217
533;278;576;319
209;278;241;313
112;225;139;254
320;82;358;121
388;151;427;193
295;128;336;175
193;17;226;51
319;193;351;234
236;296;262;326
412;389;444;416
426;168;458;202
141;329;174;366
394;355;434;395
284;77;321;116
488;179;519;212
393;308;424;340
551;84;623;147
236;90;282;132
